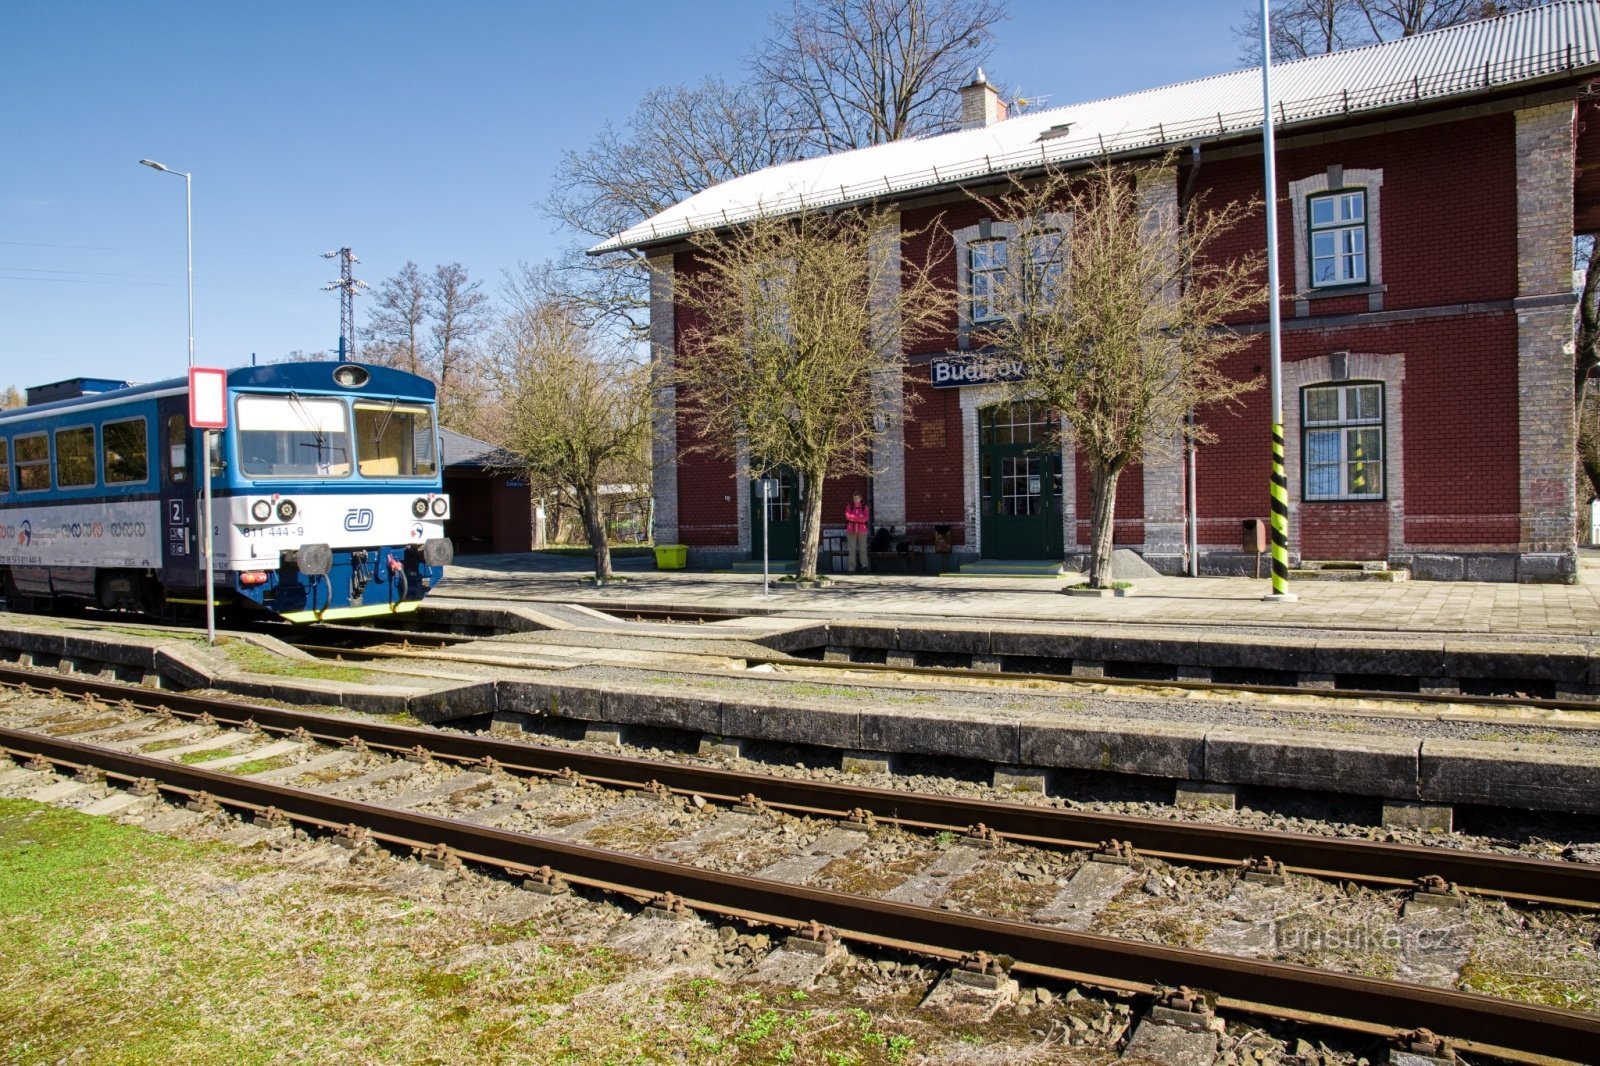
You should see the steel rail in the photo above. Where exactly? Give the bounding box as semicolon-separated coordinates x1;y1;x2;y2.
2;722;1596;1063
3;664;1595;908
283;631;1600;718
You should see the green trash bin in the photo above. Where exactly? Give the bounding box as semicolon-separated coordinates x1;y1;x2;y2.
654;544;687;570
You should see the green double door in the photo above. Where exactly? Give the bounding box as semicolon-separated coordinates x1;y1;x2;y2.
980;403;1064;560
750;467;801;560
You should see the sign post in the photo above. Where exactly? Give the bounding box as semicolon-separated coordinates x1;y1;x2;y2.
760;477;774;598
189;368;229;644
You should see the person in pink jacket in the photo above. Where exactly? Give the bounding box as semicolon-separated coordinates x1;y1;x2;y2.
845;492;871;573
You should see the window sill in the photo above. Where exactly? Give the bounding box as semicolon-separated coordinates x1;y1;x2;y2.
1303;496;1386;504
1302;282;1384;301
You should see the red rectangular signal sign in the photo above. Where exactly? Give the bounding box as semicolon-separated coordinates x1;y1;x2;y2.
189;367;228;429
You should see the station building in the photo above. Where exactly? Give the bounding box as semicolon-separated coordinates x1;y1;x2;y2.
597;3;1600;580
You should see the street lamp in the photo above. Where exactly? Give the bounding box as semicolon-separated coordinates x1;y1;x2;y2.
139;158;193;368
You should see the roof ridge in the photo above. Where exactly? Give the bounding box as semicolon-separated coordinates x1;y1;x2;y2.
1005;0;1586;122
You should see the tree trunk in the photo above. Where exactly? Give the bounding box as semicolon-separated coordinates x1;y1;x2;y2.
796;470;826;581
1580;396;1600;503
579;492;612;583
1086;462;1122;589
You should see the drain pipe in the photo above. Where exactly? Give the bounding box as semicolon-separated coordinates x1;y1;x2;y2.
1181;141;1204;576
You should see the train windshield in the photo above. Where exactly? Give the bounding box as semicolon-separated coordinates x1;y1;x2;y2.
236;394;352;478
355;402;437;478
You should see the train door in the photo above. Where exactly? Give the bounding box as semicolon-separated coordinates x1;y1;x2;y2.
157;397;199;592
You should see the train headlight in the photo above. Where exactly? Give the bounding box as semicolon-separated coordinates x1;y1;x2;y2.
276;499;297;522
250;499;272;522
430;497;448;517
332;365;370;388
412;497;429;518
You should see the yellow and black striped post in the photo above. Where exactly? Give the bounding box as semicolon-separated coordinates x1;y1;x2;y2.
1269;422;1291;596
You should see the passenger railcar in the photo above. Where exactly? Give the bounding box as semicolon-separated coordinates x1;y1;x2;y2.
0;361;453;622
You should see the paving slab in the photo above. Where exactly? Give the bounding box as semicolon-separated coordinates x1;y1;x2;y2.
1033;861;1138;930
756;828;869;884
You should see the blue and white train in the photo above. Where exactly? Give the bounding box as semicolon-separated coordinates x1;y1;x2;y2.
0;361;453;622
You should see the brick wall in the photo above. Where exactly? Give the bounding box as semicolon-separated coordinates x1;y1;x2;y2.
902;378;968;543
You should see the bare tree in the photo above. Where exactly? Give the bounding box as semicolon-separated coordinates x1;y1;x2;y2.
549;0;1008;338
548;78;808;341
428;262;491;427
754;0;1008;153
1;385;22;409
366;261;428;375
675;207;947;581
1235;0;1544;62
490;265;653;583
969;160;1264;589
1574;236;1600;506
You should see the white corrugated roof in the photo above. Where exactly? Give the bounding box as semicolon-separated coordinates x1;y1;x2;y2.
593;1;1600;254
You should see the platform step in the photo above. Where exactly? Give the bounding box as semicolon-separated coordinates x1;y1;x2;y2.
955;559;1066;577
1288;566;1410;582
728;560;799;574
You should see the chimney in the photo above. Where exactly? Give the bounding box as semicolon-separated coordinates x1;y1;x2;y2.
959;67;1006;129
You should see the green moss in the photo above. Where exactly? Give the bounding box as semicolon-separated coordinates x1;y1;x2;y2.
175;748;237;765
219;640;374;684
225;755;293;776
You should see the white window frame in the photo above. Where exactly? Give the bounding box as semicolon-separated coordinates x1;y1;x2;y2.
1288;167;1383;300
1302;382;1385;501
952;213;1070;344
1308;189;1368;287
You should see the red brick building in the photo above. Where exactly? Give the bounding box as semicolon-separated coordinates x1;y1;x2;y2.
598;3;1600;580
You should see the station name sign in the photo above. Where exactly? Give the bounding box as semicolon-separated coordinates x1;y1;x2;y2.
928;354;1029;389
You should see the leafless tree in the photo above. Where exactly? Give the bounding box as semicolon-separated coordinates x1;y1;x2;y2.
547;78;807;341
754;0;1008;153
1235;0;1545;62
366;261;428;375
428;262;491;427
548;0;1008;339
969;160;1264;588
1574;237;1600;509
489;265;653;583
675;208;947;581
0;385;22;409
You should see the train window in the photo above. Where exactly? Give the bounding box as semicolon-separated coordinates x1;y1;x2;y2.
14;434;48;491
167;414;188;483
0;440;8;494
103;417;149;484
55;426;96;488
236;394;351;478
355;402;437;478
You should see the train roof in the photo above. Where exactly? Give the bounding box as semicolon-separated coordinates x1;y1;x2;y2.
0;361;437;426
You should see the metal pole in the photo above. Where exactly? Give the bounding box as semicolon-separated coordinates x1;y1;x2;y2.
202;428;216;644
762;479;771;598
184;171;194;369
1186;410;1199;577
1260;1;1296;601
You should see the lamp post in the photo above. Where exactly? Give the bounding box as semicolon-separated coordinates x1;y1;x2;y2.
141;159;213;642
138;159;193;369
1257;7;1296;602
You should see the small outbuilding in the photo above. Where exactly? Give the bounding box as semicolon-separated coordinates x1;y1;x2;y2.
439;427;531;555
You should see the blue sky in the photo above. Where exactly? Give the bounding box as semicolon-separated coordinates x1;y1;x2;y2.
2;2;1247;387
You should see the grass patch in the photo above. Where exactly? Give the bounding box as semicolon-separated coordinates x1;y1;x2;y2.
786;683;874;700
219;639;375;684
175;748;238;765
1471;729;1564;745
0;800;1071;1062
226;755;293;776
139;737;190;753
534;545;655;558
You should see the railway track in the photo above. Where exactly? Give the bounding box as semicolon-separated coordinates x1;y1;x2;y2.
1;668;1597;1063
4;662;1590;906
283;627;1600;726
4;668;1599;1062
